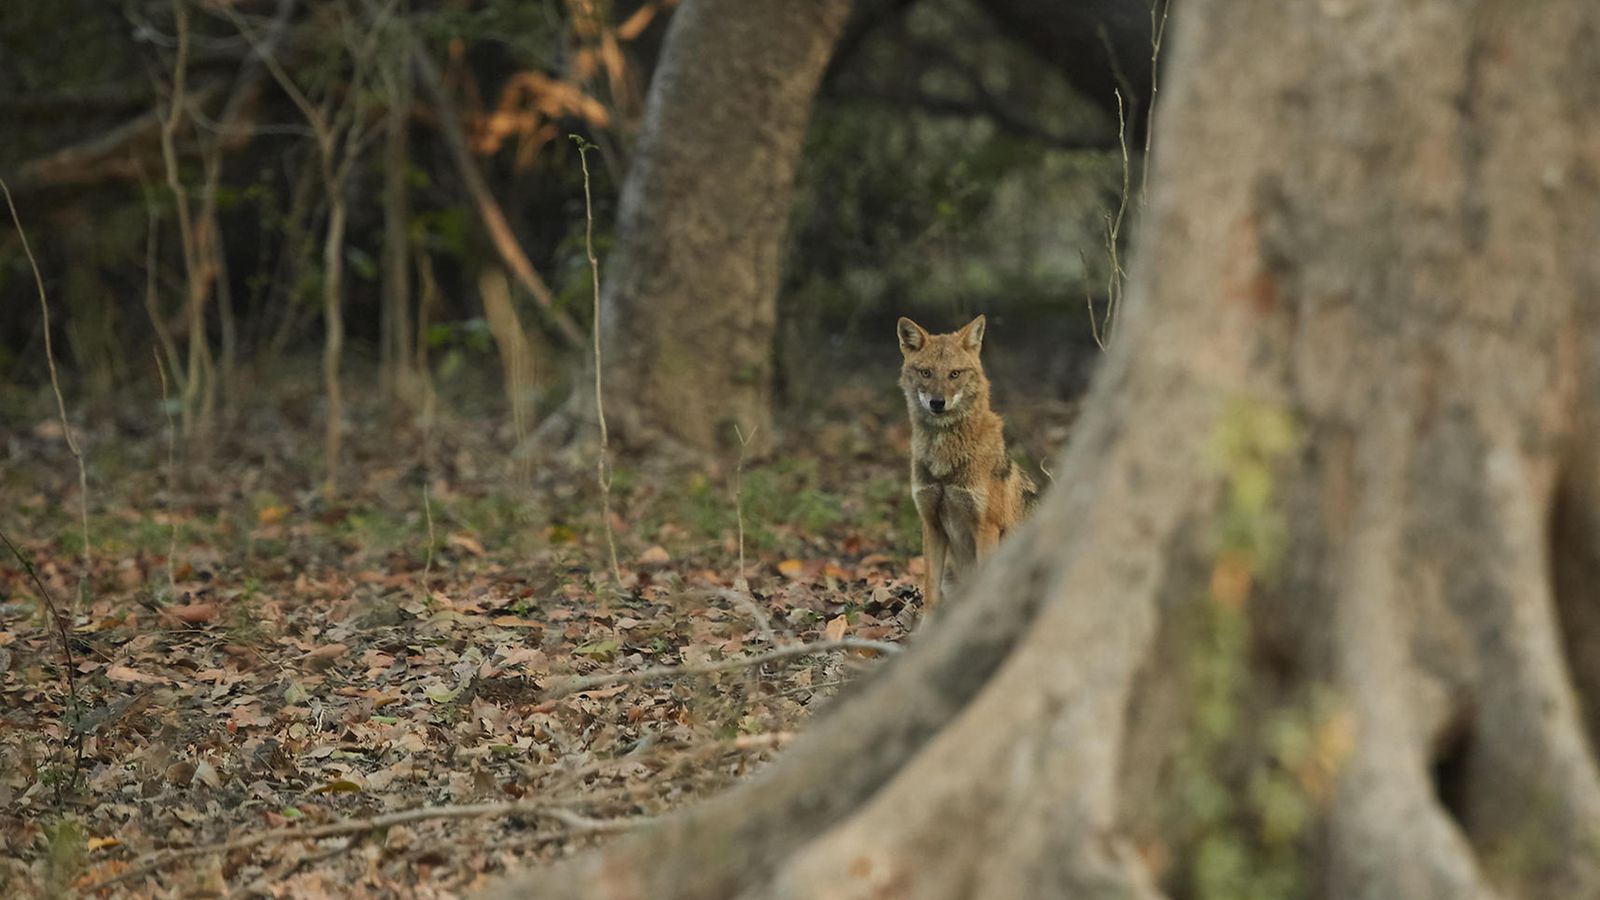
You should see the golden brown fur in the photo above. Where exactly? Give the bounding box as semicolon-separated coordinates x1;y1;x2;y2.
897;315;1037;606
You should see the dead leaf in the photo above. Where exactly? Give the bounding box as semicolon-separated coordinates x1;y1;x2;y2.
107;665;165;684
306;643;348;661
500;647;549;671
777;559;804;579
637;545;671;565
193;759;223;789
824;615;848;642
168;602;217;624
447;532;486;556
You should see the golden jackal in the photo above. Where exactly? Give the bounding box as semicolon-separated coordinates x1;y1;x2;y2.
897;315;1037;606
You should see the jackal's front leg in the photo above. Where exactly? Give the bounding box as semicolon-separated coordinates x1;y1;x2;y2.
975;522;1000;562
913;481;948;607
920;517;947;607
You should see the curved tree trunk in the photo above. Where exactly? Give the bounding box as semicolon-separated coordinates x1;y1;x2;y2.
548;0;851;456
490;0;1600;897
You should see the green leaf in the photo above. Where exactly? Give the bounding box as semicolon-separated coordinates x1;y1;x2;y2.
311;778;363;794
423;683;462;703
573;639;619;659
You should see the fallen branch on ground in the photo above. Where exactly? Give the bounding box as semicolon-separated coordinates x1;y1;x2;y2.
541;637;899;702
84;800;649;892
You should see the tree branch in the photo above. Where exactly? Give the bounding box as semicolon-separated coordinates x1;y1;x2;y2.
413;48;588;351
540;637;899;702
85;800;652;892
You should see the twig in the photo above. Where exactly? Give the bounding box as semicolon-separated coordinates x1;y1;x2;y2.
731;424;757;591
0;529;83;773
1;176;91;613
84;799;644;892
1142;0;1170;208
420;481;436;598
541;637;898;702
542;731;796;798
1101;89;1131;342
154;349;179;594
540;807;656;833
158;0;219;440
572;135;624;591
138;170;186;396
1080;249;1105;351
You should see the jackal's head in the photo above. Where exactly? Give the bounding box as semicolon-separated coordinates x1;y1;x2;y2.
897;315;989;424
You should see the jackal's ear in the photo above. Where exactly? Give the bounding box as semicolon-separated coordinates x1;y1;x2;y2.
959;314;986;354
897;317;927;353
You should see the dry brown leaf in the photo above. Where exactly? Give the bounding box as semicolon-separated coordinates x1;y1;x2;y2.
447;533;487;556
193;759;223;789
824;615;848;642
306;643;348;661
638;545;671;565
107;665;165;684
168;602;217;624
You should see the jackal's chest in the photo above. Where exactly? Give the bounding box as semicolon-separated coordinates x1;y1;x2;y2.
913;431;963;481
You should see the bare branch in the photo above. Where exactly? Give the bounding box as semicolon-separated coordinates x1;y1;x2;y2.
573;135;625;591
85;800;650;892
413;49;587;350
540;637;899;702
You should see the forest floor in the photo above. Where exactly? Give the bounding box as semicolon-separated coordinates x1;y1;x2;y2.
0;356;1079;898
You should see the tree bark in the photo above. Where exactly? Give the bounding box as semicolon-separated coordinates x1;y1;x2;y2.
545;0;852;456
489;0;1600;897
380;63;415;403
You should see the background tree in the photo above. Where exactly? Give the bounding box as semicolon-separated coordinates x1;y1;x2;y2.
542;0;852;455
486;0;1600;897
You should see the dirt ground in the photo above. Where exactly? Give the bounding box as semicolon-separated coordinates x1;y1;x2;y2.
0;341;1084;897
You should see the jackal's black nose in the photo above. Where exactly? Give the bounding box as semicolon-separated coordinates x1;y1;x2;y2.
929;397;946;413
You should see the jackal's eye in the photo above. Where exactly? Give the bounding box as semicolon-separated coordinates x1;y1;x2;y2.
947;370;961;380
918;368;932;379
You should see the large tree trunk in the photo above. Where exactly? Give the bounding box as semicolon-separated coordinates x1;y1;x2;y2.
547;0;851;456
490;0;1600;897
